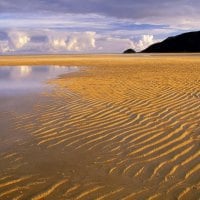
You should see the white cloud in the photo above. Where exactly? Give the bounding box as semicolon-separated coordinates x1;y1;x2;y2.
135;35;155;51
95;36;135;53
0;30;97;53
8;31;30;49
95;34;156;53
0;29;158;54
0;31;30;53
48;31;96;52
0;40;10;53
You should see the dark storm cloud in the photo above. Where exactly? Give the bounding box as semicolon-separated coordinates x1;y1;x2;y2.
0;0;199;20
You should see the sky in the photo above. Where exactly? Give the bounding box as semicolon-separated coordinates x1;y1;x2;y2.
0;0;199;54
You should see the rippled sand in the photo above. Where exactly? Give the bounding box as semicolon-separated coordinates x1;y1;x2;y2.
0;54;200;199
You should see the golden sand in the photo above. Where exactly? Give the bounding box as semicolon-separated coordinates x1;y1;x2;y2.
0;54;200;199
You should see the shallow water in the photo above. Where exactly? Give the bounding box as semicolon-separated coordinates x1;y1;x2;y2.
0;65;78;96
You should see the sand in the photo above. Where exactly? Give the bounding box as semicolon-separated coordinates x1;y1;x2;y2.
0;54;199;199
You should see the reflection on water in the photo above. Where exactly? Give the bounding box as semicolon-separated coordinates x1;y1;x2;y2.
0;65;79;95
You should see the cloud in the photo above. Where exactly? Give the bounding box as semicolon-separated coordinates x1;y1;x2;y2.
48;31;96;52
95;36;134;53
8;31;30;49
136;35;155;51
0;40;10;53
0;0;200;29
30;35;48;43
0;29;157;54
0;31;30;52
0;30;97;54
0;31;9;40
1;1;199;55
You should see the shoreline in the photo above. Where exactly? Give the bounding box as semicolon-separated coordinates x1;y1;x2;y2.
0;53;200;66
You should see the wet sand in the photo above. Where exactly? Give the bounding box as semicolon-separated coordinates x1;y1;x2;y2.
0;54;200;199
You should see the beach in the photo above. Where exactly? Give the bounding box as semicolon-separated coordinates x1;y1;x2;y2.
0;54;199;199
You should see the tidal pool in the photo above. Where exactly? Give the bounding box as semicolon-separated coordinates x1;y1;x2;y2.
0;65;79;96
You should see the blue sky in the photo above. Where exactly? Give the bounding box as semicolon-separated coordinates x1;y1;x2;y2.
0;0;199;54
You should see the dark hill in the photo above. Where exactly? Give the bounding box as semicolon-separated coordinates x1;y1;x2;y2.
141;31;200;53
123;48;136;54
